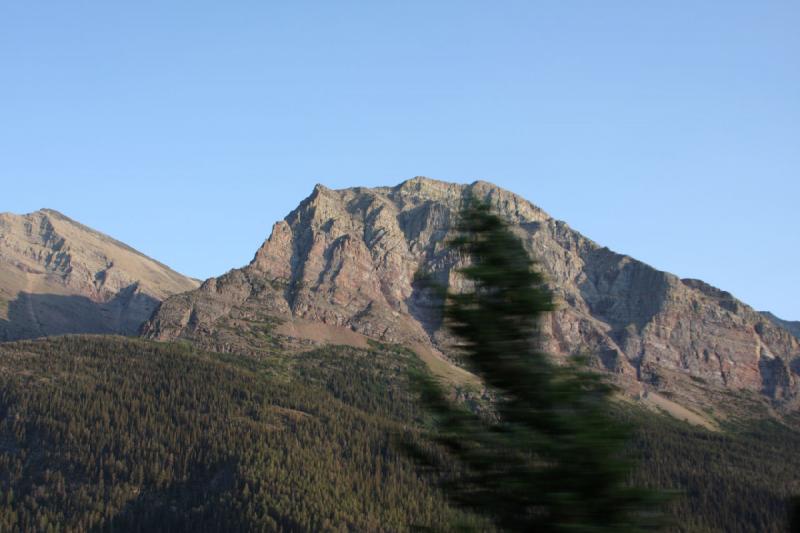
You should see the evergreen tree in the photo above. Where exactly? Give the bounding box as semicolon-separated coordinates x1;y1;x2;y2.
789;496;800;532
408;199;662;531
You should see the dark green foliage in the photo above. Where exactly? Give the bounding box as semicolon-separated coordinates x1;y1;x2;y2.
627;410;800;533
292;345;421;422
0;333;797;531
407;200;662;531
0;336;468;532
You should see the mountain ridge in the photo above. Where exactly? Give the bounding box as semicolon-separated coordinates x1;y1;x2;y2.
144;177;800;415
0;207;199;340
36;208;201;282
761;311;800;340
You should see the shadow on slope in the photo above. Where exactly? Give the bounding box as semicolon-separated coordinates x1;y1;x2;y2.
0;284;159;341
101;462;240;533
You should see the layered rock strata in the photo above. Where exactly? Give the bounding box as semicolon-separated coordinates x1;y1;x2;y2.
144;178;800;410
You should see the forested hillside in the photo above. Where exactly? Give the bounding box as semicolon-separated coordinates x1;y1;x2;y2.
0;337;470;532
629;410;800;532
0;336;797;531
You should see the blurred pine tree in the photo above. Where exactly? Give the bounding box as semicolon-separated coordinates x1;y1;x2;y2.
407;199;664;532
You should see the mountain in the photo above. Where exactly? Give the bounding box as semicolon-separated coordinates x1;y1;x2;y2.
0;208;199;341
761;311;800;340
144;177;800;415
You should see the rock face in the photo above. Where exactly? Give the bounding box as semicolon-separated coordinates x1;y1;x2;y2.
0;209;199;340
144;178;800;409
761;312;800;340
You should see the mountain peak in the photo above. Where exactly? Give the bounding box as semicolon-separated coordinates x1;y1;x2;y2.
37;207;67;217
395;175;458;188
145;177;800;414
0;209;199;341
388;175;465;194
312;182;332;195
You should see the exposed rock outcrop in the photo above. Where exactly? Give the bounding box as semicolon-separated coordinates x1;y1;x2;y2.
144;177;800;410
0;209;199;340
761;311;800;340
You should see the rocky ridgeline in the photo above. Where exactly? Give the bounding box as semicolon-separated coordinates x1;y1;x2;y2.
143;177;800;410
761;311;800;340
0;209;198;340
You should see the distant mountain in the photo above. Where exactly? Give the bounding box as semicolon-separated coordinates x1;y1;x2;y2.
0;208;199;340
761;311;800;340
144;177;800;414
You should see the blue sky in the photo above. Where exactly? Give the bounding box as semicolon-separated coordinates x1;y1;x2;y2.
1;1;798;318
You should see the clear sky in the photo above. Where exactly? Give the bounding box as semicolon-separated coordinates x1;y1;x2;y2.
1;1;798;319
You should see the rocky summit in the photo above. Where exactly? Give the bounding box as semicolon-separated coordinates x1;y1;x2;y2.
0;208;199;340
144;177;800;415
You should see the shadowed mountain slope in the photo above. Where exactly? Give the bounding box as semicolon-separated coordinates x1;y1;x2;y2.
144;177;800;413
0;209;199;340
